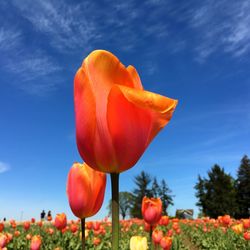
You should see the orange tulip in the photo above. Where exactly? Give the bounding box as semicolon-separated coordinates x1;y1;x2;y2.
54;213;67;230
67;162;106;218
141;197;162;225
74;50;178;173
30;235;42;250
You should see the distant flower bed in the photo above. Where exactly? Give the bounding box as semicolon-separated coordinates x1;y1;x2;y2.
0;215;249;249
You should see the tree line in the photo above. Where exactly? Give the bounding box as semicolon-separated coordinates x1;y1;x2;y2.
195;155;250;218
107;171;174;219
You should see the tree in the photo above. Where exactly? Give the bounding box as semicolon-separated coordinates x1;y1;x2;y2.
130;171;152;218
107;192;134;219
195;164;238;218
152;178;160;197
159;179;174;215
236;155;250;218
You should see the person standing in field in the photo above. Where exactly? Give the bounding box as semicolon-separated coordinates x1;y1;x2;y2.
40;210;46;221
47;211;52;221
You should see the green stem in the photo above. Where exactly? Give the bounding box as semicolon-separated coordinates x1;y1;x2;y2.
150;225;154;250
111;173;120;250
81;218;85;250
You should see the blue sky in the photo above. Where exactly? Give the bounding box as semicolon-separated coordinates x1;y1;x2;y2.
0;0;250;221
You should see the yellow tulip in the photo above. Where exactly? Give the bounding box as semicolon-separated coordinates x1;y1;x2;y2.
130;236;148;250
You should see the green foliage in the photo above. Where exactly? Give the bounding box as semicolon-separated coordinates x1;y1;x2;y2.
195;164;238;218
107;192;134;219
159;179;174;215
235;155;250;218
181;223;250;250
130;171;153;218
130;171;174;218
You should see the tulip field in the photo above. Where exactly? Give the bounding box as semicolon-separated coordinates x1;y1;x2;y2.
0;215;249;249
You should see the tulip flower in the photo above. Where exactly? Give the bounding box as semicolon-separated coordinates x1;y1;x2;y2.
0;223;4;233
231;224;243;234
74;50;177;174
130;236;148;250
23;221;30;231
30;235;42;250
74;50;177;250
142;197;162;225
244;231;250;241
152;229;163;245
0;233;7;248
67;162;106;250
67;162;106;219
54;213;67;230
160;236;172;250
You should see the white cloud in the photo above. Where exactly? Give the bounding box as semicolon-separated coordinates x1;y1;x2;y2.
0;162;10;173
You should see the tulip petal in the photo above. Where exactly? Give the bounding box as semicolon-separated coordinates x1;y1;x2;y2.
107;85;177;172
74;68;97;170
127;65;143;90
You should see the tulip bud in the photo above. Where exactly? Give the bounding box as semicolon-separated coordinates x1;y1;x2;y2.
0;233;7;248
160;236;172;250
54;213;67;230
67;162;106;218
30;235;42;250
23;221;31;231
242;219;250;229
130;236;148;250
141;197;162;225
152;229;163;245
243;231;250;241
159;216;169;226
0;223;4;233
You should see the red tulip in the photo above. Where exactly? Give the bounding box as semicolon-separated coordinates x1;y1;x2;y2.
160;236;172;250
67;162;106;218
0;233;7;248
54;213;67;230
152;229;163;244
0;223;4;233
23;221;30;231
30;235;42;250
244;231;250;241
159;216;169;226
242;219;250;229
141;197;162;225
74;50;178;173
70;224;78;233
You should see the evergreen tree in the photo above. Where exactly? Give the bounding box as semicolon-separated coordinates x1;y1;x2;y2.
152;178;160;197
195;164;238;218
236;155;250;218
159;179;174;215
130;171;152;218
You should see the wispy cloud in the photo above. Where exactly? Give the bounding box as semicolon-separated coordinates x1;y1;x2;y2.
4;50;62;95
0;27;22;51
11;0;170;54
189;0;250;61
0;162;10;173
